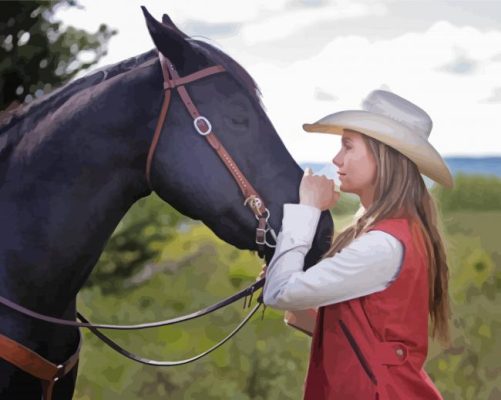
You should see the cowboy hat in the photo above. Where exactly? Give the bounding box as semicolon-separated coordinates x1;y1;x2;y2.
302;89;453;188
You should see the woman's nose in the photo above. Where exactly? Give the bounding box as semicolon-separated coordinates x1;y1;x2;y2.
333;152;342;167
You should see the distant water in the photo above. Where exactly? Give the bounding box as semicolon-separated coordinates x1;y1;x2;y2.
444;157;501;177
300;157;501;179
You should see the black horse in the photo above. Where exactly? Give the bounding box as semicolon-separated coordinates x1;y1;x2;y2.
0;8;333;399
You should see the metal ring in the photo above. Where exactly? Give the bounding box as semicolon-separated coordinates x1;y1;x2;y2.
264;237;277;248
266;224;278;242
254;208;270;222
265;224;277;248
264;228;276;248
193;116;212;136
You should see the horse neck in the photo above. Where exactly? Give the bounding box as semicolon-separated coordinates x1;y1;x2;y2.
0;59;162;312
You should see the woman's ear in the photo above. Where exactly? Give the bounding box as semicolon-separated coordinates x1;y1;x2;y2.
141;6;207;72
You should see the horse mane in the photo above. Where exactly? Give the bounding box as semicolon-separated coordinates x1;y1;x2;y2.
0;49;158;135
0;36;263;158
189;37;263;106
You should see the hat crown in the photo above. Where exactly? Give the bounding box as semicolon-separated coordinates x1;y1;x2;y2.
362;90;432;139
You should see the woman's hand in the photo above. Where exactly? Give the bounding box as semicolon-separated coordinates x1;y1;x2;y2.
299;168;340;211
284;308;318;337
256;264;267;281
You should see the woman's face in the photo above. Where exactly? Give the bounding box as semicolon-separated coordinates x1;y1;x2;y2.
332;129;377;205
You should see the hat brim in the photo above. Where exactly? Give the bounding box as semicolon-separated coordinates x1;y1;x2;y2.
303;110;453;188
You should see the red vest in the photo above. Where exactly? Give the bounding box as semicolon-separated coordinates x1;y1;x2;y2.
303;218;443;400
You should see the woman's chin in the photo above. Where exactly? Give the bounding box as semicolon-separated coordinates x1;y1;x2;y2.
339;182;357;195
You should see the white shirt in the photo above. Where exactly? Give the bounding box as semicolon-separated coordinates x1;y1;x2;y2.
262;204;404;310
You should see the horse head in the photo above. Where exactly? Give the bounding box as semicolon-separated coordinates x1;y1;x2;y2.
141;7;334;266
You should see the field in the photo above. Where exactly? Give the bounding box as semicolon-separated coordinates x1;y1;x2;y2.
75;175;501;399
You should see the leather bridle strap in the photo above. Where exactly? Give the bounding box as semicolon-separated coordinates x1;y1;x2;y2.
145;52;270;222
77;302;262;367
145;63;224;190
0;331;81;400
0;278;265;330
163;65;226;89
145;88;171;188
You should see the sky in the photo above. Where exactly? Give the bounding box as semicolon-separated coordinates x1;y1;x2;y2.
56;0;501;164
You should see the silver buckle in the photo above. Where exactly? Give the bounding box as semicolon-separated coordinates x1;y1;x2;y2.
194;116;212;136
255;225;277;248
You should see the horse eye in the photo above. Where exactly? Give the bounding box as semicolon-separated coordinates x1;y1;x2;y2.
224;115;249;130
233;117;249;125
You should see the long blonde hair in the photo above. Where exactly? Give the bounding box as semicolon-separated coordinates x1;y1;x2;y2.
322;133;451;345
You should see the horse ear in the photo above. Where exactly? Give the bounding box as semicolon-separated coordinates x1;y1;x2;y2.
161;13;173;25
162;13;188;38
141;6;205;70
141;6;165;39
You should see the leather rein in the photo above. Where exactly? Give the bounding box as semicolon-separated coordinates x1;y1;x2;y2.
0;51;286;396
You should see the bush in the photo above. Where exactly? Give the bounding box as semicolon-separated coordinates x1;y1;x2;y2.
433;174;501;212
331;192;359;214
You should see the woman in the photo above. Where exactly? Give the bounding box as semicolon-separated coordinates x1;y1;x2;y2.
260;89;452;399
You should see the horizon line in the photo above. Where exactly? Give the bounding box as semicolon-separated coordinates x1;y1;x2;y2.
298;154;501;164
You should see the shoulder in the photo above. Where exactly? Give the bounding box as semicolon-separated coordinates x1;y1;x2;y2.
337;230;403;270
368;218;413;242
348;230;403;258
332;230;404;281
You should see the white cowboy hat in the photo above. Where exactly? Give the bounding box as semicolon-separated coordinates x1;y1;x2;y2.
302;89;453;188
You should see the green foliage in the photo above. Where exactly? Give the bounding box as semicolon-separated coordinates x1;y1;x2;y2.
331;191;360;215
426;211;501;399
77;199;312;399
433;174;501;212
426;177;501;400
85;195;188;293
0;0;115;110
75;178;501;399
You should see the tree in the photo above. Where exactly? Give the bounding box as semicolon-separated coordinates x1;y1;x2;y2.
0;0;116;111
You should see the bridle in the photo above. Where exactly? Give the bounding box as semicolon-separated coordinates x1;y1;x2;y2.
145;51;279;256
0;51;291;399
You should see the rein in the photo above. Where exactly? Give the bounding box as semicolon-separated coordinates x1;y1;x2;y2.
0;245;304;366
0;278;265;330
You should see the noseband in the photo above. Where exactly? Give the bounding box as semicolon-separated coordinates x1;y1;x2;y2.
145;52;278;256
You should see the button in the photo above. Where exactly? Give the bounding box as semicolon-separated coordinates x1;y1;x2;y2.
395;348;404;358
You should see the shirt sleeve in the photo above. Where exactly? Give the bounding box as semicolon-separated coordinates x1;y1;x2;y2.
262;203;404;310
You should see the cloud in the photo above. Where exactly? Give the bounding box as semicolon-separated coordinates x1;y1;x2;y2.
55;1;501;160
492;53;501;62
298;0;329;7
155;0;290;24
314;88;338;102
438;52;478;75
247;21;501;161
182;20;240;38
240;1;387;45
482;87;501;103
